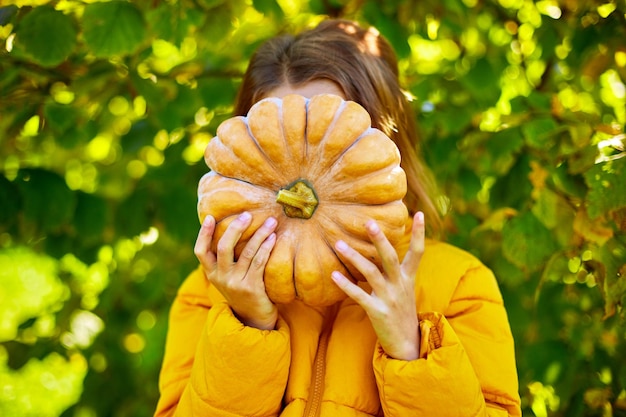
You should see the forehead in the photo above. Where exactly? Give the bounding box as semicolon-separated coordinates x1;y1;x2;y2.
264;79;346;100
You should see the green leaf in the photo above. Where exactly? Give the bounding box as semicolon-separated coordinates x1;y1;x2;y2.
73;192;108;241
0;5;18;26
461;57;501;106
196;0;226;9
521;117;559;149
252;0;284;17
82;1;147;57
0;246;66;341
502;211;558;273
154;84;202;131
0;175;21;228
14;6;77;67
115;187;153;237
15;169;76;233
490;154;533;209
158;186;198;242
362;2;411;59
585;159;626;219
590;238;626;318
146;4;201;44
531;188;575;245
486;127;524;175
526;91;552;111
198;77;238;109
551;162;587;199
43;102;78;133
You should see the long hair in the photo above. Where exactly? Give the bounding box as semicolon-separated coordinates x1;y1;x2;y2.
234;19;443;236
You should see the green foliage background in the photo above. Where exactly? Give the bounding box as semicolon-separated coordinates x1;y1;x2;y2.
1;0;625;416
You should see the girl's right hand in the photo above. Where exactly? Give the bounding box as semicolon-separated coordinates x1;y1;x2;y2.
194;212;279;330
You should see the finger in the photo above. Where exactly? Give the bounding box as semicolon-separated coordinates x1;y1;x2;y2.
401;211;425;279
248;233;277;275
237;217;278;269
335;240;386;290
331;271;372;307
216;212;252;268
365;220;401;279
194;215;216;263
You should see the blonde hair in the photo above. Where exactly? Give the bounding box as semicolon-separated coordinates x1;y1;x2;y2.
234;19;443;236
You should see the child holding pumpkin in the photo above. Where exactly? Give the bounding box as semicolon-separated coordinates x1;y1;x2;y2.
155;19;521;417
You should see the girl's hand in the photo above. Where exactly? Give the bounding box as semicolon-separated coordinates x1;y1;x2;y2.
331;212;425;360
194;212;278;330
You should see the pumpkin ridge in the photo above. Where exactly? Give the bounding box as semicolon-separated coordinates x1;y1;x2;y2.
209;121;284;189
318;127;373;182
207;170;276;193
308;102;374;182
304;100;346;176
242;115;289;185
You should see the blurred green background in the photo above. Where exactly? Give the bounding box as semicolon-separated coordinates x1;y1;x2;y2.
0;0;625;416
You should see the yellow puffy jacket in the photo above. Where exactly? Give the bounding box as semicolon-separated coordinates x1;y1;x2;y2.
154;235;521;417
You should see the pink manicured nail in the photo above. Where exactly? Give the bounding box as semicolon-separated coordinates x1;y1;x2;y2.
335;240;348;251
238;212;251;222
366;220;380;233
264;217;277;228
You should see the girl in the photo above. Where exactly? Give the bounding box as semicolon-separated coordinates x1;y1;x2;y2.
155;19;521;417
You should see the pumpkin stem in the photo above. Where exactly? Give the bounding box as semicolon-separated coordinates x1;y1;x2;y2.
276;180;319;219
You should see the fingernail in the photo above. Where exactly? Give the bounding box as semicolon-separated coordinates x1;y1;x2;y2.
264;217;277;228
335;240;348;251
416;211;424;223
366;220;380;234
202;215;213;226
238;212;251;222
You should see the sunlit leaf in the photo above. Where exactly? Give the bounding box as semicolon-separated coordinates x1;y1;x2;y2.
0;352;87;417
13;6;77;67
0;246;66;341
82;1;147;57
585;159;626;219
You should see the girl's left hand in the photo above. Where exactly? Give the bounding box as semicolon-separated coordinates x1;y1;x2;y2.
331;212;425;361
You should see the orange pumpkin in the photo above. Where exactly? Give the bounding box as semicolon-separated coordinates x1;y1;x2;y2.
198;94;408;306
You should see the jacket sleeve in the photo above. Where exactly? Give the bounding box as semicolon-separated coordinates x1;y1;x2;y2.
373;264;521;417
154;267;291;417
